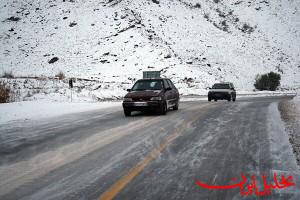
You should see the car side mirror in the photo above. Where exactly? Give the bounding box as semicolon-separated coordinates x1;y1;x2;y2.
127;89;131;92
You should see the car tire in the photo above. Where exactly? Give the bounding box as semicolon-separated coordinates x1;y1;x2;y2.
227;96;231;101
233;97;236;102
173;101;179;110
214;99;217;102
208;97;212;101
124;109;131;117
160;102;167;115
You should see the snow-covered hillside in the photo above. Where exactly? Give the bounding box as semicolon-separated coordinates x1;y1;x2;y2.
0;0;300;100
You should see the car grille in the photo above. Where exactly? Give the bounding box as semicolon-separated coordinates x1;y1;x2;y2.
132;97;151;101
214;92;228;96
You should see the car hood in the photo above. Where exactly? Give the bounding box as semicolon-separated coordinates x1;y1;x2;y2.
209;89;230;92
125;90;162;98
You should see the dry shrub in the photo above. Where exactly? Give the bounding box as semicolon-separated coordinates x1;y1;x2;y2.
0;83;10;103
2;71;14;78
55;71;65;80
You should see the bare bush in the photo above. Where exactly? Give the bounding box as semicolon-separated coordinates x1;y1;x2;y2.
6;16;21;22
2;71;14;78
194;3;201;8
221;20;229;32
0;82;10;103
204;13;210;20
241;23;254;33
55;71;65;80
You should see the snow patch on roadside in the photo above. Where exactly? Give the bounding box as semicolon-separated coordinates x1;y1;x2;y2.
278;96;300;167
238;91;297;97
268;103;299;171
180;91;296;102
0;100;121;125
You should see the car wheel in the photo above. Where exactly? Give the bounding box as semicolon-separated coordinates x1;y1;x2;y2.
160;102;167;115
173;101;179;110
233;97;236;102
124;109;131;117
208;97;212;101
214;99;217;102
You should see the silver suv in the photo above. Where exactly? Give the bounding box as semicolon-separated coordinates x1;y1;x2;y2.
208;83;236;102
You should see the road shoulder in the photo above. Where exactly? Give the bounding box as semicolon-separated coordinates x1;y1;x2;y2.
278;97;300;168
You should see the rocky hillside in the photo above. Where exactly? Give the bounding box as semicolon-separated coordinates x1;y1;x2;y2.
0;0;299;100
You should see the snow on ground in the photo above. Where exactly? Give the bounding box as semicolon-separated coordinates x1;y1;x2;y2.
268;102;299;171
180;91;297;101
0;100;120;125
0;77;129;102
279;95;300;167
1;76;297;103
0;0;299;101
0;91;296;126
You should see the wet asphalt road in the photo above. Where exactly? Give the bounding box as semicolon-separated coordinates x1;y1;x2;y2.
0;96;299;200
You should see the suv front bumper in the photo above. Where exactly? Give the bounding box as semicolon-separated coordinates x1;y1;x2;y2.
208;92;231;99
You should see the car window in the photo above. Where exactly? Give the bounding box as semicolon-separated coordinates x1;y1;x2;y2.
212;84;230;89
163;80;170;89
167;79;174;89
132;80;163;91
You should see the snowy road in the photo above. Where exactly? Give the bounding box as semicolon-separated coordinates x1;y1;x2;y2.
0;96;299;200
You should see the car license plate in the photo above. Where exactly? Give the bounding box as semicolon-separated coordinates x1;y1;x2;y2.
133;102;148;106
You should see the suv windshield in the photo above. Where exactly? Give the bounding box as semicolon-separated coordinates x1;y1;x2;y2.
132;80;163;91
212;84;230;89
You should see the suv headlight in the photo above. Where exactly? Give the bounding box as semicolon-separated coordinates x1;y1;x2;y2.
124;97;132;101
150;96;162;101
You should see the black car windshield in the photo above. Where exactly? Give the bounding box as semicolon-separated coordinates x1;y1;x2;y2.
132;80;163;91
212;84;230;89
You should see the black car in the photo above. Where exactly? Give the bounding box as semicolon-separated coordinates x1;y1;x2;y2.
122;78;179;116
208;82;236;101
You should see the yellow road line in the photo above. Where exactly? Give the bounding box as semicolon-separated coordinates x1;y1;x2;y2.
98;113;201;200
